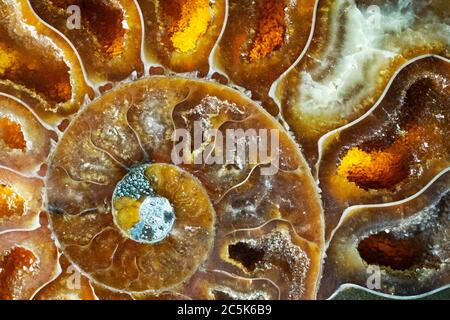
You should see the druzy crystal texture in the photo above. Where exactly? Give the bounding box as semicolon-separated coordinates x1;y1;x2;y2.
0;0;448;300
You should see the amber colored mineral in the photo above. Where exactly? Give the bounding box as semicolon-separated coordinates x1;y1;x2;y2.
0;95;53;174
213;0;315;114
46;77;323;299
0;0;92;124
30;0;144;85
0;213;58;300
318;56;450;239
275;0;449;166
0;167;44;233
319;170;450;298
137;0;226;76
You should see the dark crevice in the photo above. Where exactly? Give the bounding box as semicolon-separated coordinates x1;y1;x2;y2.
228;242;265;272
358;232;425;271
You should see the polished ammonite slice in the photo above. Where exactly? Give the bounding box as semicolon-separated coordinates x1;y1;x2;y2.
318;56;449;239
275;0;449;166
0;0;92;124
319;169;450;299
213;0;315;114
29;0;144;86
46;77;324;299
137;0;226;77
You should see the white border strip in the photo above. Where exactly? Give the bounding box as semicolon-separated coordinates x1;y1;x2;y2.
328;283;450;300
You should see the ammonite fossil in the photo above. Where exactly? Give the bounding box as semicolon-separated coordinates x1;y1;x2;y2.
45;78;323;299
0;0;448;301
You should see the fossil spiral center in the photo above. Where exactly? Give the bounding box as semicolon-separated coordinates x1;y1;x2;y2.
112;164;176;244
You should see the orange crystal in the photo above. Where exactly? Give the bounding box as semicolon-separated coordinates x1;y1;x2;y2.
0;118;26;151
0;185;24;219
248;0;286;62
0;246;38;300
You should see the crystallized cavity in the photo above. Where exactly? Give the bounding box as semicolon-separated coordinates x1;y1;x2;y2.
0;95;53;174
216;221;321;300
0;246;39;300
0;214;58;300
227;232;311;300
0;185;24;219
138;0;225;75
319;171;450;298
29;0;144;84
0;0;90;122
276;0;450;165
318;56;450;238
247;0;287;62
0;167;44;232
113;164;176;244
214;0;315;114
114;165;153;199
0;118;26;151
130;196;175;244
161;0;212;53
